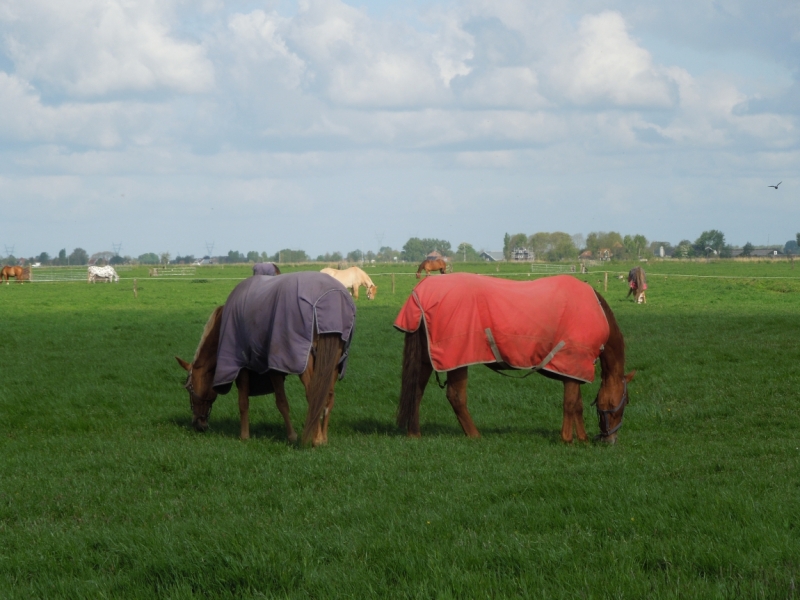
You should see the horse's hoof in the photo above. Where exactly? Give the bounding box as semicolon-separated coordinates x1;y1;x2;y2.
287;433;298;443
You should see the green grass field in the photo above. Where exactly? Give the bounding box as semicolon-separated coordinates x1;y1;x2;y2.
1;261;799;598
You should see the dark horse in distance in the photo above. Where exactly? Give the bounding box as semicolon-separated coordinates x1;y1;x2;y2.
395;273;634;444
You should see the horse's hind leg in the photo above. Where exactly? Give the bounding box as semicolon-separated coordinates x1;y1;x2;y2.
236;369;251;440
561;380;587;443
445;367;480;438
270;373;297;443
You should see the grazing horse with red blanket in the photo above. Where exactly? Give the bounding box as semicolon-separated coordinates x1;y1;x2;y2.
627;267;646;304
395;273;634;444
176;271;356;447
416;258;451;279
2;266;29;284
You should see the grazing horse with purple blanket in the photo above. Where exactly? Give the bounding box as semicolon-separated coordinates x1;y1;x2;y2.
252;262;281;276
176;271;356;446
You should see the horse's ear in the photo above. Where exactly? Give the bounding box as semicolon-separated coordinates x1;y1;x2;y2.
624;370;636;383
176;356;191;371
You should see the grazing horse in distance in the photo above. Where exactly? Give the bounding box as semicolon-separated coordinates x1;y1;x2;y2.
1;265;29;284
627;267;647;304
253;262;281;276
87;265;120;283
416;258;452;279
176;272;356;447
320;266;377;300
395;274;634;444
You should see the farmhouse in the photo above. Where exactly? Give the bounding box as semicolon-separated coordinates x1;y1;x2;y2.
480;251;505;262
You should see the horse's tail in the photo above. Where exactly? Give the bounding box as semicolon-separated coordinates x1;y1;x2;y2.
397;325;425;430
301;333;343;446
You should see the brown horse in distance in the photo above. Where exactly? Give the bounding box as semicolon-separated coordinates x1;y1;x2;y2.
397;276;634;444
2;266;30;284
176;307;346;446
416;258;452;279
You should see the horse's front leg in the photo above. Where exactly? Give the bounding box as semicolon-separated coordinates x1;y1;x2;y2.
270;372;297;443
352;284;358;300
561;380;587;443
445;367;480;438
236;369;251;440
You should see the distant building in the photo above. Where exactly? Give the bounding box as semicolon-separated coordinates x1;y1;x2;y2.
510;247;533;261
426;250;443;260
480;251;505;262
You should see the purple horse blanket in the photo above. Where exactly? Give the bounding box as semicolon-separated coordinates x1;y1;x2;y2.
213;271;356;396
253;262;279;276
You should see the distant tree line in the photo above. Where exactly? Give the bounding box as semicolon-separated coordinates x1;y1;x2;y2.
9;230;799;268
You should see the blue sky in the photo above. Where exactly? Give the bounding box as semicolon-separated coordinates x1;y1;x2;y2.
0;0;797;258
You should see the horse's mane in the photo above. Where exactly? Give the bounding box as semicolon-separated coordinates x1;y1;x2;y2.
594;290;625;377
194;306;224;363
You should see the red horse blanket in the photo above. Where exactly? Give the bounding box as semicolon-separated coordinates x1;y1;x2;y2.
394;273;609;383
213;272;356;396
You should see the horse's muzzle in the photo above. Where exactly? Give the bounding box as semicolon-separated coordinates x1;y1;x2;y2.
192;418;209;432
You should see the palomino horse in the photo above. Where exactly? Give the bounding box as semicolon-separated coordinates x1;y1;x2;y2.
395;274;635;444
416;258;452;279
320;266;377;300
627;267;646;304
1;265;29;284
176;272;356;446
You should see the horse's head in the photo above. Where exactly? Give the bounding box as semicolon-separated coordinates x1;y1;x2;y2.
175;305;223;432
593;371;635;444
367;284;377;300
176;356;218;431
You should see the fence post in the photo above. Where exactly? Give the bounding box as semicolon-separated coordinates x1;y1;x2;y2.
604;271;608;292
133;278;138;298
392;273;395;294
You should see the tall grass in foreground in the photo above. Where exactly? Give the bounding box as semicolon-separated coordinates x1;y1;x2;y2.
1;263;799;598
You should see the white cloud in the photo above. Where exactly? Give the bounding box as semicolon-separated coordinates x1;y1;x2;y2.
549;11;676;107
2;0;214;97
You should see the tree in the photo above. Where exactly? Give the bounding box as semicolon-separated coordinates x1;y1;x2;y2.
69;248;89;265
507;233;528;256
455;242;481;262
675;240;693;258
546;232;579;261
401;238;452;263
741;242;754;257
246;251;260;263
37;252;50;264
226;250;246;263
784;240;798;255
623;234;648;259
109;255;125;265
585;232;624;255
138;252;159;264
160;252;171;265
272;249;307;263
347;249;363;263
693;230;725;256
57;249;67;265
502;233;511;260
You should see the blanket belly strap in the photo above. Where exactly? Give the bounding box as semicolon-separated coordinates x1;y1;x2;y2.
484;328;566;378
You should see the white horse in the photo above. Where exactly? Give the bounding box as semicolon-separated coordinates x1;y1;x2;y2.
87;265;120;283
320;267;377;300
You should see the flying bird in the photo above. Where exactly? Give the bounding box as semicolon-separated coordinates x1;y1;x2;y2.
768;181;782;189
